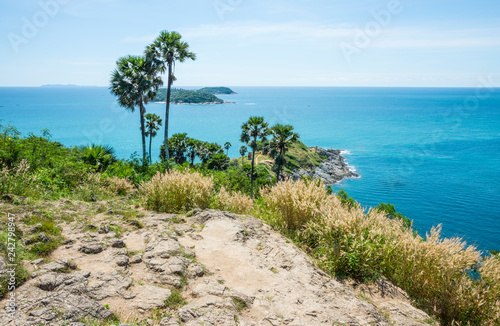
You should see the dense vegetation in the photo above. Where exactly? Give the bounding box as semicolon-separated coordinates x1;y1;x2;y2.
197;87;236;95
2;119;499;325
154;88;223;104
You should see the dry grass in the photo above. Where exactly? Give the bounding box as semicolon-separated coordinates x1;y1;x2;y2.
212;187;253;214
259;179;500;325
105;176;135;196
140;169;213;213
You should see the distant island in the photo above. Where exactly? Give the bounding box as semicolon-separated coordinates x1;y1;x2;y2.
40;84;79;87
197;87;237;95
154;87;236;104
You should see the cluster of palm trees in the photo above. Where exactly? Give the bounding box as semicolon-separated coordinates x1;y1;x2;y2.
164;133;229;170
240;116;299;198
110;31;195;165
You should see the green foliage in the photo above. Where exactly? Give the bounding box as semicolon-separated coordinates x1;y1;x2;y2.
80;144;116;172
231;297;247;312
375;202;413;230
163;289;187;309
155;88;223;104
207;153;230;171
197;87;236;95
168;133;189;164
337;189;357;209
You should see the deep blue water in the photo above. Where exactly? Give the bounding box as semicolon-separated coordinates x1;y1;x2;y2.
1;86;499;252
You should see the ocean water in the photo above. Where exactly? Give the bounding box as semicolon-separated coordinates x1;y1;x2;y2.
1;86;499;251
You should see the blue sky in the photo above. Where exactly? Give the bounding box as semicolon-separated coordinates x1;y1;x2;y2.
1;0;499;87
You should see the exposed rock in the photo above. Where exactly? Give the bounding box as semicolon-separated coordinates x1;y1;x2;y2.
129;254;142;264
131;285;171;311
86;272;133;300
0;209;436;326
293;147;360;184
37;233;50;243
98;225;110;234
109;238;125;248
115;255;129;267
78;242;104;254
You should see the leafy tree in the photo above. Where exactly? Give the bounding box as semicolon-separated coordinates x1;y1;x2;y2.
80;144;116;172
239;146;248;165
224;142;232;156
110;55;162;163
207;153;230;171
240;116;269;199
168;133;189;165
144;113;162;163
146;31;196;162
269;124;299;182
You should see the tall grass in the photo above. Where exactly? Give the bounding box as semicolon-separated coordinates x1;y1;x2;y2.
212;187;253;214
140;169;213;213
259;179;500;325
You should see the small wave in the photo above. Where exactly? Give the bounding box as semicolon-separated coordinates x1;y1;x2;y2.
245;103;256;106
340;150;351;155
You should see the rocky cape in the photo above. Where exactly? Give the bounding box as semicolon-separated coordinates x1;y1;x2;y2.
0;206;435;326
293;147;360;184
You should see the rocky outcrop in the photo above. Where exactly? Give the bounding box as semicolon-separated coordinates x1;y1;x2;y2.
293;147;360;184
0;209;436;326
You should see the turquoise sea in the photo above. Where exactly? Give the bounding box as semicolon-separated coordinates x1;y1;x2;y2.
1;86;499;252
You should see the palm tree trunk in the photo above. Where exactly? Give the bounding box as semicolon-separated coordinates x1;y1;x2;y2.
251;143;256;199
139;103;147;164
277;148;284;182
163;62;173;162
149;134;153;163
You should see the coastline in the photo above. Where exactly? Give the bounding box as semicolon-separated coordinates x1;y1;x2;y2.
292;147;360;184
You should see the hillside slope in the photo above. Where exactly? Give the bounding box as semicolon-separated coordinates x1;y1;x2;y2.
0;201;435;326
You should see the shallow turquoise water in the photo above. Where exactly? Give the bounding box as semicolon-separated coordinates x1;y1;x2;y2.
1;86;499;251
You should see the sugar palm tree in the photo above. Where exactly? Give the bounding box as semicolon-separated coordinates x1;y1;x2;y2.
145;31;196;162
186;138;199;167
240;116;269;199
269;124;299;182
224;142;232;156
144;113;162;163
239;146;247;165
110;55;162;163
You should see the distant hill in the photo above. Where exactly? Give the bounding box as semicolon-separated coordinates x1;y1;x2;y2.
155;88;224;104
197;87;236;95
40;84;79;87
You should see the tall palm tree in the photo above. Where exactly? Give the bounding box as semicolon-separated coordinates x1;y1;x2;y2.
224;142;232;156
269;124;299;182
239;146;248;165
145;31;196;162
144;113;162;163
186;138;199;167
110;55;162;163
240;116;269;199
